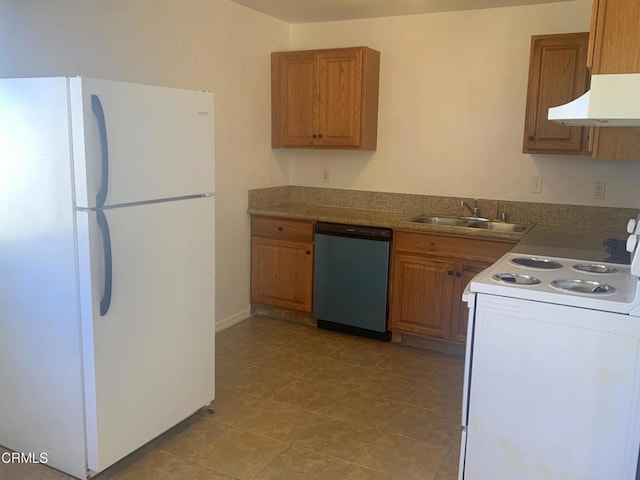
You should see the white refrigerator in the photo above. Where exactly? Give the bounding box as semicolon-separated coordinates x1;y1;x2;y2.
0;77;216;479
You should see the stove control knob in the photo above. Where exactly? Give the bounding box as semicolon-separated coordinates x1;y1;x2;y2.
627;219;637;234
627;234;638;253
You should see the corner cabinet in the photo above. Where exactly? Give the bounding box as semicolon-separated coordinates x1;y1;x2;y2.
271;47;380;150
587;0;640;160
250;216;314;313
523;32;590;155
389;232;513;344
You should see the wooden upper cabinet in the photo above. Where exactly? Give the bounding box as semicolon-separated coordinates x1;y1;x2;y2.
271;47;380;150
588;0;640;160
523;33;590;155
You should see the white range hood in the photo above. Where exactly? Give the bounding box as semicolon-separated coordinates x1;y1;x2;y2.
548;73;640;127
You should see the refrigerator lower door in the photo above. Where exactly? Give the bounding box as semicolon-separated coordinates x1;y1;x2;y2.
76;196;215;474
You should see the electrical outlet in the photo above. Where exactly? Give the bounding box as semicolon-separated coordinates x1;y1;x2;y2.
530;176;543;194
322;168;330;184
593;182;606;200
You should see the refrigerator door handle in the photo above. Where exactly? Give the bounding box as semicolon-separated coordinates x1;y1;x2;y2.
91;94;109;208
96;209;113;316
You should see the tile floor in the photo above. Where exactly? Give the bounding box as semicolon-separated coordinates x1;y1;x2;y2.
0;315;464;480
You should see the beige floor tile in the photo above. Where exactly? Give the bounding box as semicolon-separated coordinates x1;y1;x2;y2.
0;461;72;480
344;465;405;480
216;320;258;344
190;428;287;480
219;339;288;365
95;447;185;480
281;336;342;358
271;379;347;412
251;349;319;378
152;415;230;458
253;446;351;480
325;390;401;429
217;359;297;399
234;399;327;442
383;405;461;447
375;350;439;378
406;385;462;417
161;458;237;480
205;386;266;427
293;417;381;462
356;433;449;480
300;356;373;389
329;341;391;368
354;370;432;405
434;448;461;480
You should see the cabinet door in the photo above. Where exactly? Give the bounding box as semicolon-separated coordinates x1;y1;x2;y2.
588;0;640;160
317;49;363;147
272;51;317;147
389;253;456;339
251;237;313;312
450;262;488;344
523;33;590;155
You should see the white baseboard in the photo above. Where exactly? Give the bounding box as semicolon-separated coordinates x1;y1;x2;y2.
215;307;252;333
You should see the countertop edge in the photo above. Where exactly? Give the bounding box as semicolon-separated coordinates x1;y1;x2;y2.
247;206;523;243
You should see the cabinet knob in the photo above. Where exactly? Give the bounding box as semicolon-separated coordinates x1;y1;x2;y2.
277;226;283;231
456;272;462;277
448;270;454;276
312;134;317;138
528;135;535;141
306;250;311;255
318;133;323;139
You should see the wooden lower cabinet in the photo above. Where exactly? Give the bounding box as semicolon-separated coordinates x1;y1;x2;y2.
250;216;314;313
450;262;487;343
389;254;456;339
389;232;514;344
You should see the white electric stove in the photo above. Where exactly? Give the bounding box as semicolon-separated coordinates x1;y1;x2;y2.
459;217;640;480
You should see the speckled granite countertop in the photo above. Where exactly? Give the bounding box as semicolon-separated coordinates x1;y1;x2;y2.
248;186;636;257
513;225;630;264
248;203;524;242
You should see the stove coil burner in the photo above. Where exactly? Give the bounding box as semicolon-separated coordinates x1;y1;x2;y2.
550;279;617;295
492;273;542;286
510;257;563;270
571;263;618;274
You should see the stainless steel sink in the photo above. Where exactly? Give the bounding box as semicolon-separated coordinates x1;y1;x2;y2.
469;221;532;233
408;215;470;226
406;215;534;234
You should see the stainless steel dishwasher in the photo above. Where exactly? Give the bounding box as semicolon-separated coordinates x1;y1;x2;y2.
313;222;392;341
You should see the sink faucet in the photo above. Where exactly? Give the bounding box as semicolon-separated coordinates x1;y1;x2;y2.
461;199;480;218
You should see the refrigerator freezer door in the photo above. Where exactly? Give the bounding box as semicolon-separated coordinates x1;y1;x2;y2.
69;77;215;209
76;196;215;473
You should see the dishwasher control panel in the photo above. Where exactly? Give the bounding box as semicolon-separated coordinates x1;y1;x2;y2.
315;222;392;241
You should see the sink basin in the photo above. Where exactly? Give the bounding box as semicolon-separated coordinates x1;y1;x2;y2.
469;221;532;233
406;215;534;234
408;215;470;226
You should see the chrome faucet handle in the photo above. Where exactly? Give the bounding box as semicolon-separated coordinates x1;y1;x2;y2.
461;199;480;218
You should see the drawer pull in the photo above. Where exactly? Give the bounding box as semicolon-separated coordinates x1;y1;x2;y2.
278;226;283;231
448;270;454;276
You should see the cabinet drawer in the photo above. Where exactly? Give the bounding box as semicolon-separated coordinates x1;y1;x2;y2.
252;216;314;242
394;231;514;263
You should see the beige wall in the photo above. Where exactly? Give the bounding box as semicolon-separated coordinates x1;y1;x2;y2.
287;0;640;208
0;0;290;328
